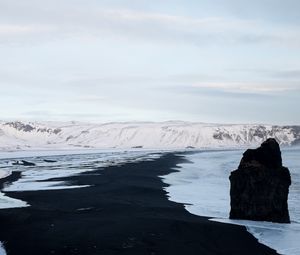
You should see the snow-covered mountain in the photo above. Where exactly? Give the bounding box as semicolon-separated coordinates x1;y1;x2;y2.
0;120;299;151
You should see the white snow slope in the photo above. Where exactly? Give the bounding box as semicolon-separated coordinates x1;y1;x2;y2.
0;120;299;151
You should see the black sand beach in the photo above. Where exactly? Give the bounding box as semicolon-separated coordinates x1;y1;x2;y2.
0;153;278;255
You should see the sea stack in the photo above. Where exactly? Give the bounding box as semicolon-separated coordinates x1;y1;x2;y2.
229;138;291;223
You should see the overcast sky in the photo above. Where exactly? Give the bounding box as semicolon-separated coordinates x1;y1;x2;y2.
0;0;300;124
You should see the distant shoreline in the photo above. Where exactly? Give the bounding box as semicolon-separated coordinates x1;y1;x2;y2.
0;148;171;160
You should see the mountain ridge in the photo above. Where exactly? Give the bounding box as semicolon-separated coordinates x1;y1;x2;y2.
0;120;299;151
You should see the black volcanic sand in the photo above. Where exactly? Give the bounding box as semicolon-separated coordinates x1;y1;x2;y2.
0;153;278;255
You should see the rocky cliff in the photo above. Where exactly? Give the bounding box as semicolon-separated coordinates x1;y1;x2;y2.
229;138;291;223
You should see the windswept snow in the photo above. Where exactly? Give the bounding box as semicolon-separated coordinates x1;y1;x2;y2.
0;121;299;151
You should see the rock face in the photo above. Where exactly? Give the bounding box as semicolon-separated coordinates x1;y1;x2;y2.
229;138;291;223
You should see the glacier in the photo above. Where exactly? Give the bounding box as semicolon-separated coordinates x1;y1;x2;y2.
0;120;299;151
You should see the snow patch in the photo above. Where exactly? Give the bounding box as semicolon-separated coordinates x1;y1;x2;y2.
0;170;10;180
0;192;28;209
1;151;162;194
0;242;6;255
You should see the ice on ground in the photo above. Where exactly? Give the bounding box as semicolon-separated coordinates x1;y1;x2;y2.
0;151;162;208
3;182;90;192
0;166;27;209
1;151;162;192
0;192;28;209
162;148;300;255
0;148;164;160
0;170;11;180
0;242;6;255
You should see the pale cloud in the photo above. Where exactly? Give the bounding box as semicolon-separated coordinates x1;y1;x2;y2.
0;4;300;47
190;82;300;94
61;73;300;95
0;24;37;35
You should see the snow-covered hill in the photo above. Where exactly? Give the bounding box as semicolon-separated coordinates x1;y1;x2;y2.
0;121;299;151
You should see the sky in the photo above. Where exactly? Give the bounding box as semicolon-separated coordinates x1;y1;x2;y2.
0;0;300;125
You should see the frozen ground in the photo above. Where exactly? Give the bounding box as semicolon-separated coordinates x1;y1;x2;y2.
0;170;10;180
0;242;5;255
0;150;162;207
162;148;300;255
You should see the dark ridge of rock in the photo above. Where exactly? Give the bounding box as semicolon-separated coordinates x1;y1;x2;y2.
4;121;62;135
12;161;21;166
43;159;57;163
240;138;282;169
5;121;35;132
21;160;36;166
229;138;291;223
186;146;195;149
66;135;74;141
12;160;36;166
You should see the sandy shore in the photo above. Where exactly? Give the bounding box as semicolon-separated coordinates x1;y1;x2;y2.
0;153;278;255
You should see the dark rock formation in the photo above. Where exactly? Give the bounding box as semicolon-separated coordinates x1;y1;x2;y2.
43;159;57;163
229;138;291;223
5;121;35;132
12;160;36;166
4;121;61;134
21;160;36;166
